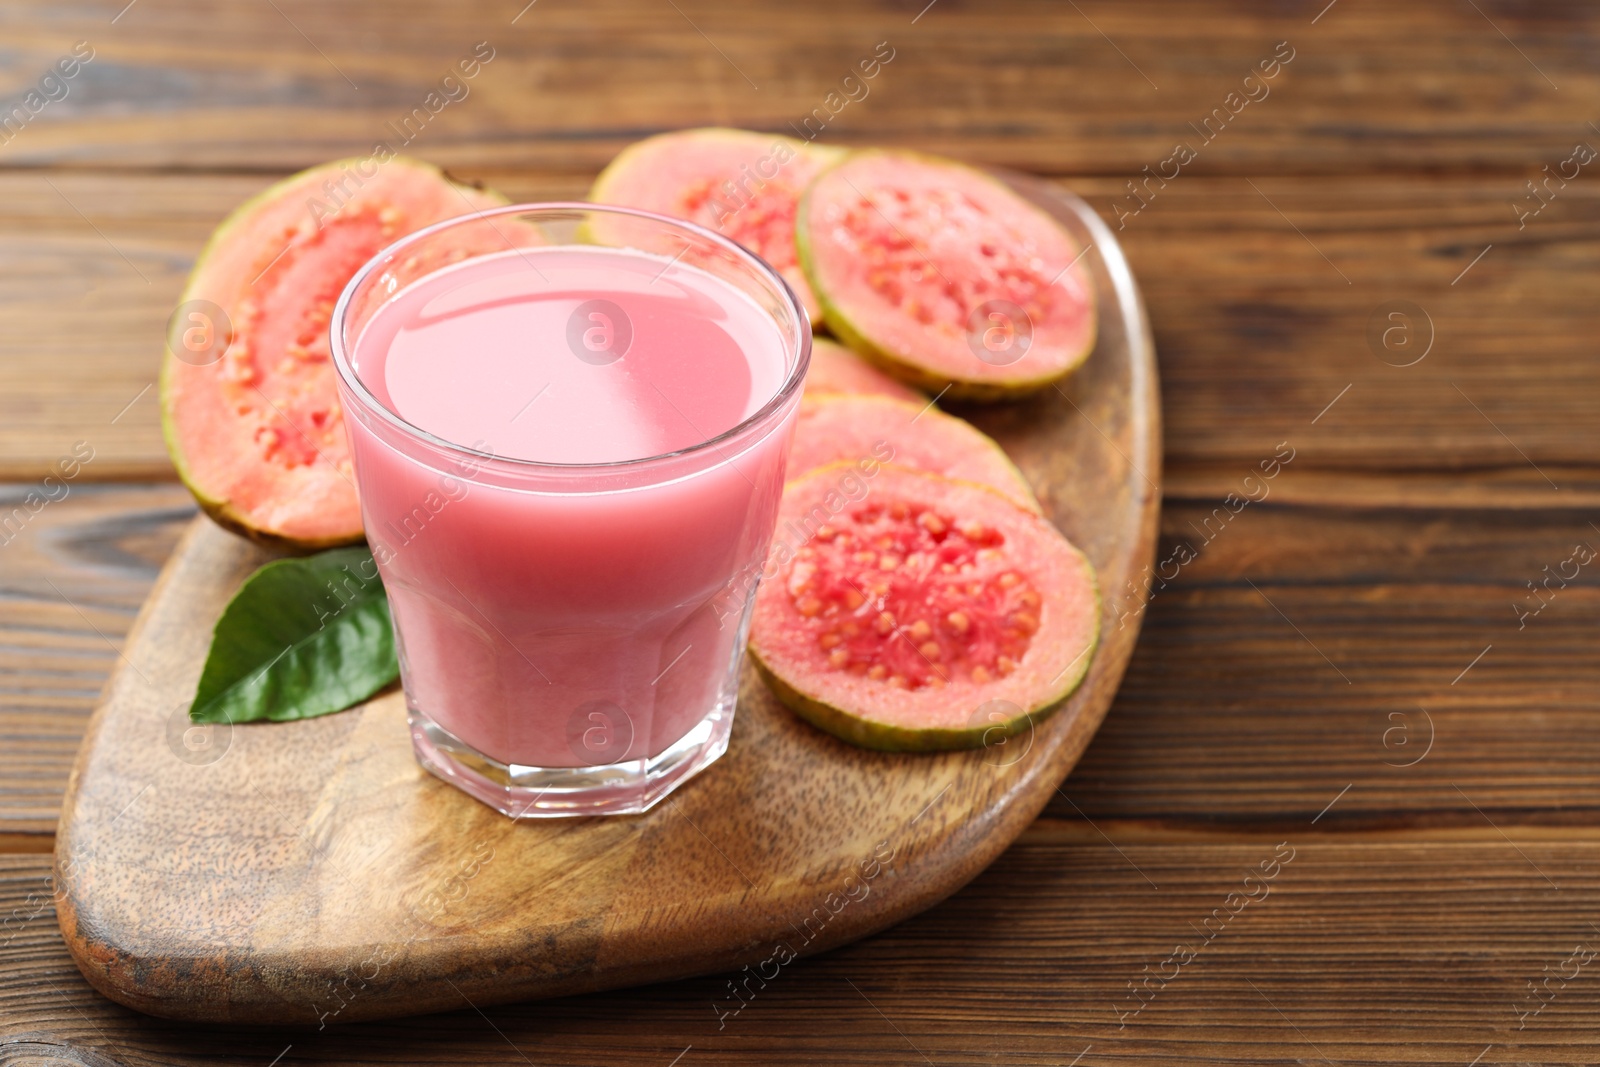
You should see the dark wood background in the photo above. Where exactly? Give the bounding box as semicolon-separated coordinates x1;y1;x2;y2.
4;0;1600;1062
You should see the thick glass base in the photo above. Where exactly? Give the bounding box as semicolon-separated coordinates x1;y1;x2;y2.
408;699;733;818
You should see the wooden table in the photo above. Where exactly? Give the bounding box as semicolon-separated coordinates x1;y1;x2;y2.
4;1;1599;1062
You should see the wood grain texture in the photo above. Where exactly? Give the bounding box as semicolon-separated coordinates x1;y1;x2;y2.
0;0;1595;174
8;172;1600;483
0;484;195;838
2;0;1598;1058
11;487;1600;840
8;836;1600;1065
1051;496;1600;830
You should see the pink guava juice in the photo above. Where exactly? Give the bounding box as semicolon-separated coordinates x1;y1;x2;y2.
334;223;807;813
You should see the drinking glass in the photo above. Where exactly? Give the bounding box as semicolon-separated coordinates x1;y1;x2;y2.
330;203;810;817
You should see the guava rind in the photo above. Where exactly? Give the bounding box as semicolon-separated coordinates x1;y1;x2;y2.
751;657;1042;753
749;464;1100;752
797;150;1097;402
789;393;1041;514
589;127;844;324
160;157;507;550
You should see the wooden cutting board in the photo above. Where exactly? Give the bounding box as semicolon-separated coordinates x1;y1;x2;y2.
52;175;1160;1026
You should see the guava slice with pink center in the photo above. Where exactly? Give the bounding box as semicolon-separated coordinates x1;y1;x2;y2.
589;128;844;324
804;338;923;402
798;151;1097;401
161;157;507;548
750;464;1099;751
789;394;1040;514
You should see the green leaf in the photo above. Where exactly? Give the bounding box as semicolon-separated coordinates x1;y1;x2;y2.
190;546;398;724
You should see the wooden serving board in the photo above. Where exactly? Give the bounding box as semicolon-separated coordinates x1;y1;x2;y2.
53;177;1160;1026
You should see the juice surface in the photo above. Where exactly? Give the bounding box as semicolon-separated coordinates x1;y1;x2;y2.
352;245;789;465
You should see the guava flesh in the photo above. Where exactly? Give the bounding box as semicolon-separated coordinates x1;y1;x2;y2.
789;393;1040;513
161;157;506;548
589;128;844;324
750;464;1099;751
799;151;1096;400
803;338;922;402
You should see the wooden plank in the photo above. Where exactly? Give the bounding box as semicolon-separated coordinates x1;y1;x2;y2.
1164;466;1600;512
1114;176;1600;477
0;1;1593;174
6;836;1600;1062
6;172;1600;483
1054;495;1600;827
0;484;195;837
6;485;1599;841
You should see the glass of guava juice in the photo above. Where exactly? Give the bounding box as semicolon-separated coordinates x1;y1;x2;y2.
330;203;811;817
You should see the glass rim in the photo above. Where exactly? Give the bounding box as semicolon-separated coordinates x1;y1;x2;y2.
329;200;812;473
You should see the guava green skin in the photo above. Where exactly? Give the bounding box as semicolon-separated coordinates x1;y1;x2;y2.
159;157;507;552
796;149;1098;403
753;653;1021;753
749;464;1102;753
